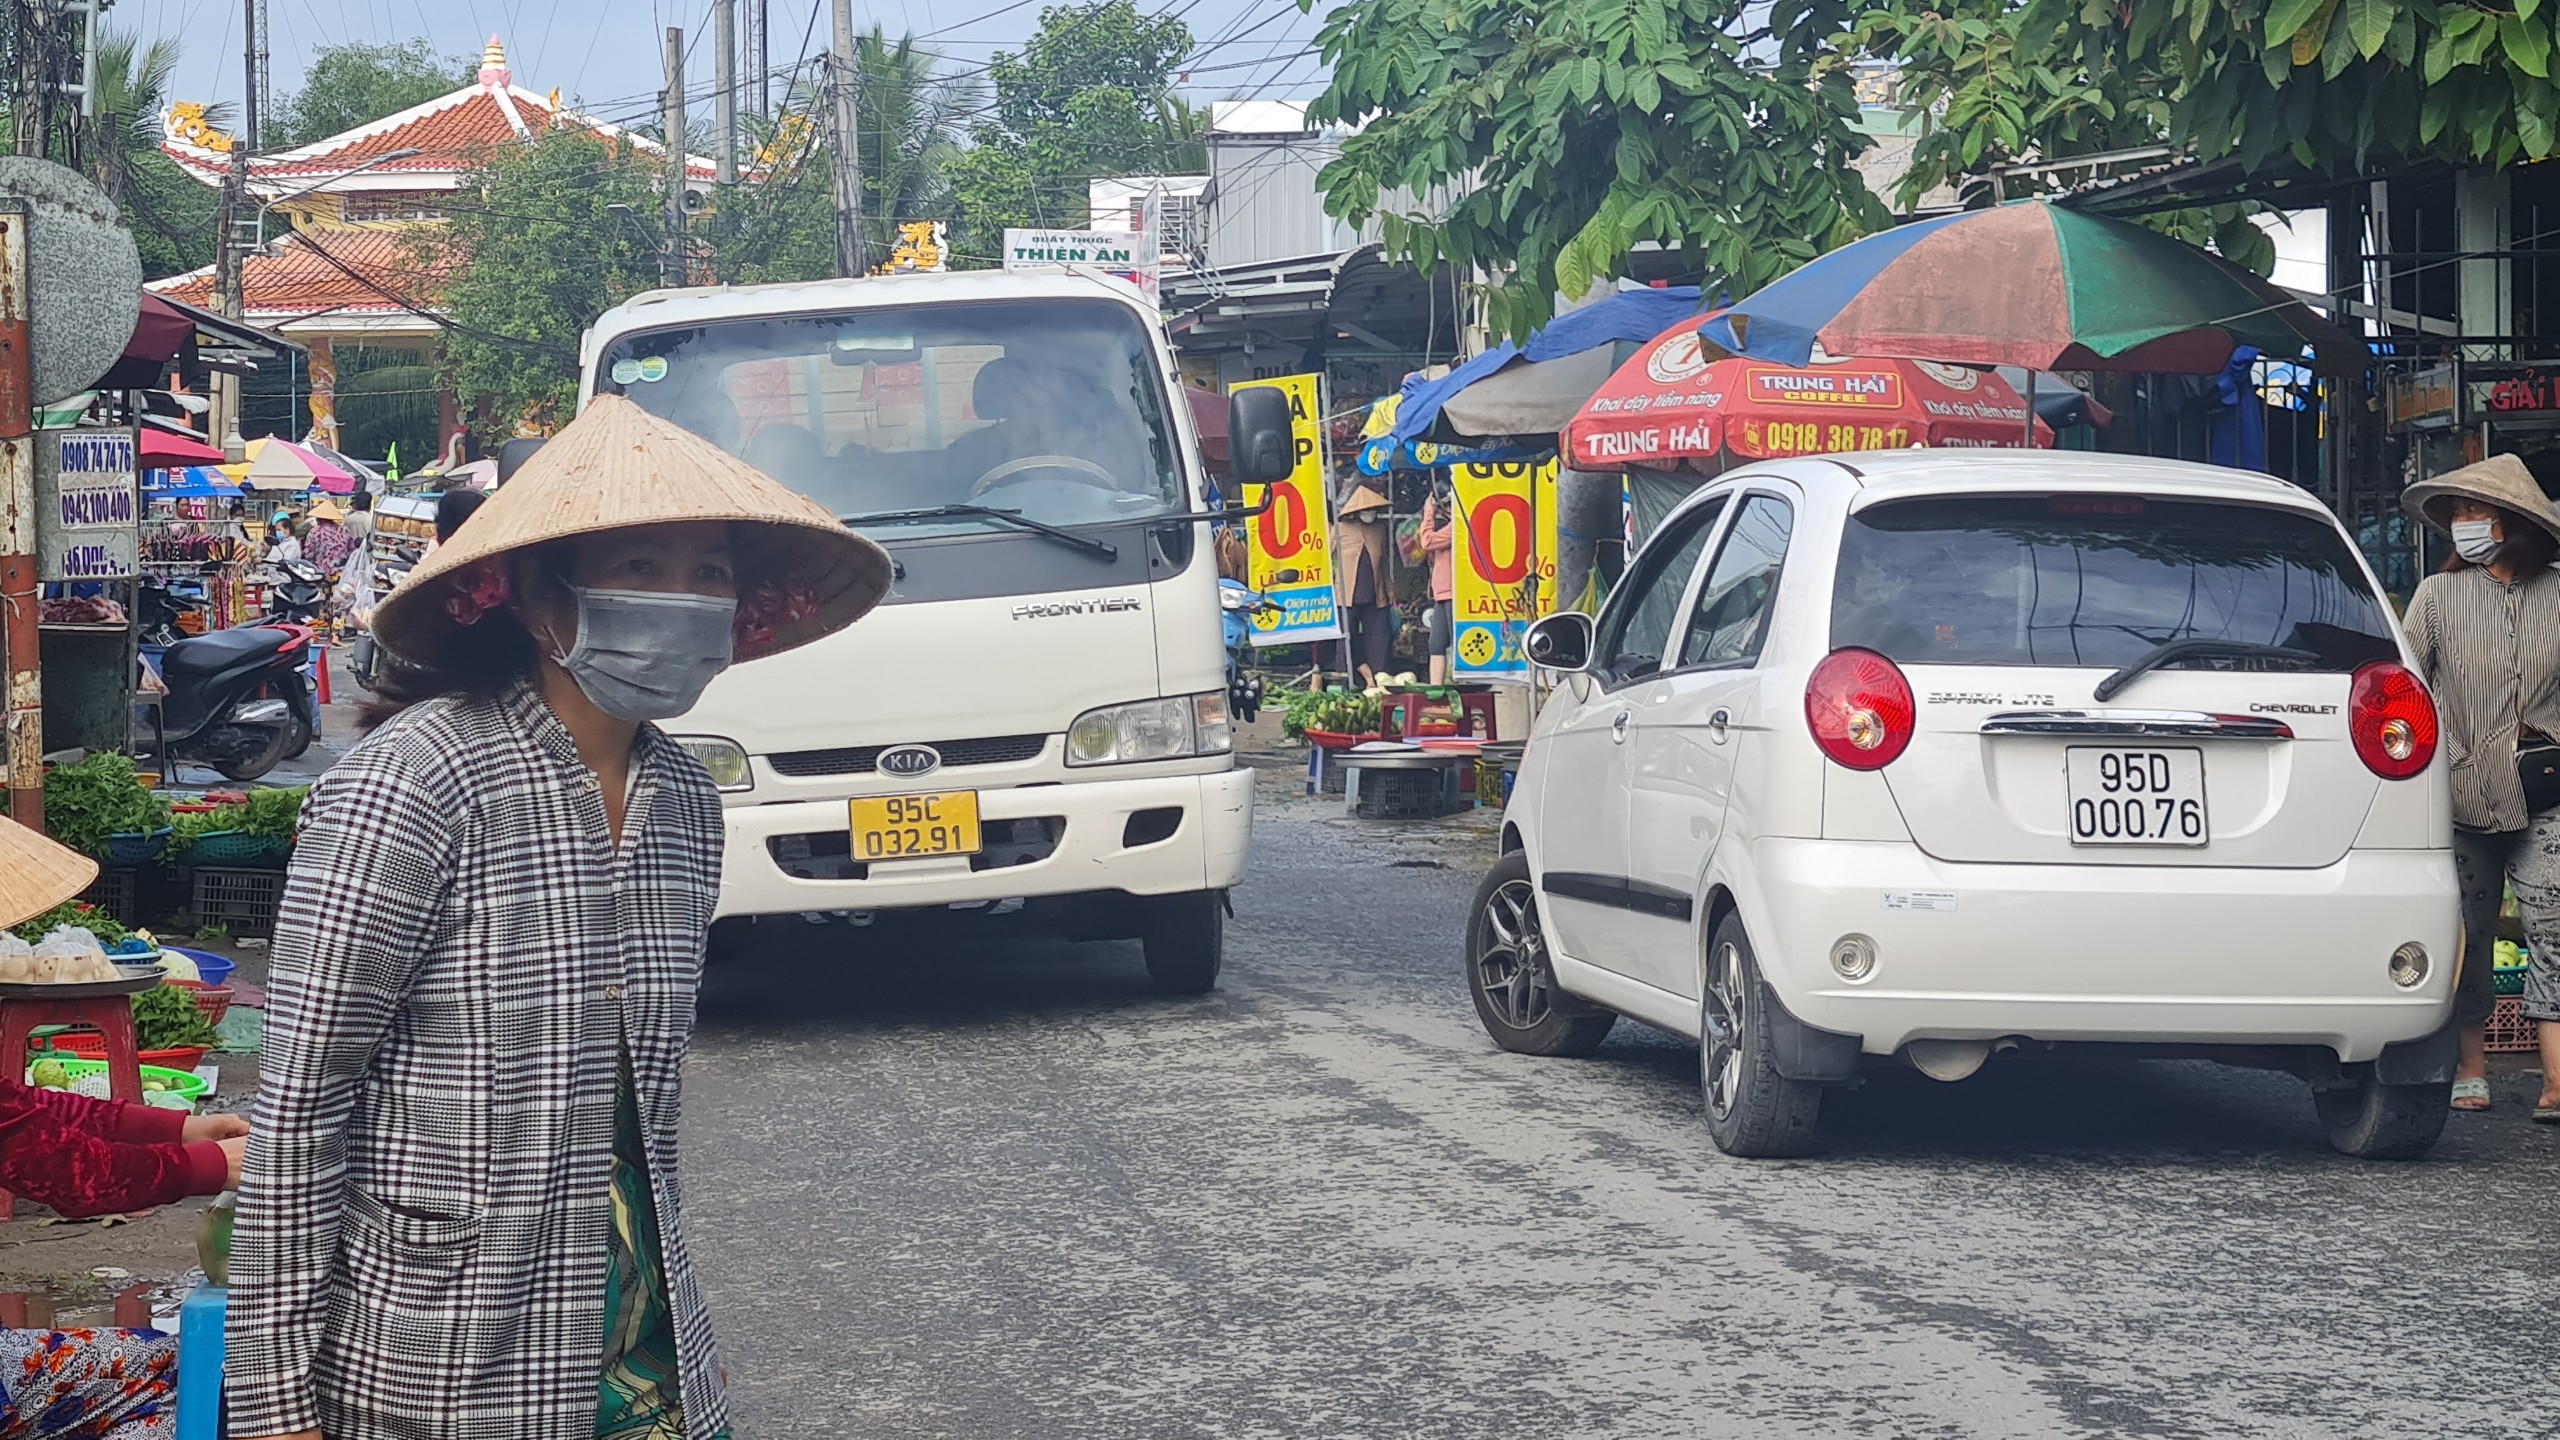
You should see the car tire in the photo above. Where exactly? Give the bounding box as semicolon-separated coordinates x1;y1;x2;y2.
2313;1070;2450;1161
1142;890;1224;995
1467;851;1615;1057
1700;915;1824;1158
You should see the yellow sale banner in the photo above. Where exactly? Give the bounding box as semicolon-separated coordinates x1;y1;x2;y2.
1231;374;1344;646
1450;459;1560;676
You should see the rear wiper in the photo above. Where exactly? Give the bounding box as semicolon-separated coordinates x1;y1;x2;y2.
838;504;1118;561
2093;638;2320;702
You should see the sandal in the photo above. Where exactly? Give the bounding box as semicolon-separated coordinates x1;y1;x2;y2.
2452;1077;2492;1111
2536;1102;2560;1124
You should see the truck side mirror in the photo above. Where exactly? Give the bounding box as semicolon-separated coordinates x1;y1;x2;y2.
1228;387;1294;486
496;437;546;486
1525;612;1594;672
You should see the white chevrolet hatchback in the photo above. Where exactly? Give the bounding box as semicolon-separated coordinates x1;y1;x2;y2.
1480;452;2459;1160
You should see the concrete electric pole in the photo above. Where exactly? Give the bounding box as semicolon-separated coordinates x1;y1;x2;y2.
746;0;769;117
715;0;738;186
663;26;688;288
829;0;863;278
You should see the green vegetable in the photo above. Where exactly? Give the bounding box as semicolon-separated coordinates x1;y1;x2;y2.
10;901;128;946
29;1059;67;1090
172;786;307;854
42;753;171;859
131;983;221;1052
1279;688;1382;739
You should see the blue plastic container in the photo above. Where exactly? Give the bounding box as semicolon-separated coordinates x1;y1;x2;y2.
161;944;236;990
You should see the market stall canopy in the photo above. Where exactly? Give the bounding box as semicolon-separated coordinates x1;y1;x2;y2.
1700;200;2364;375
1565;330;2052;472
93;290;300;389
1438;347;1620;439
137;423;225;467
1359;284;1713;473
423;458;499;492
142;465;242;498
239;436;356;493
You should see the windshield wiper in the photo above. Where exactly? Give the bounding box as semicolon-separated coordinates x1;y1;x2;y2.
838;504;1118;561
2092;638;2320;702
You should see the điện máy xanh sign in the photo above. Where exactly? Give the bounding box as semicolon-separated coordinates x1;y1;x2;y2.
36;428;139;582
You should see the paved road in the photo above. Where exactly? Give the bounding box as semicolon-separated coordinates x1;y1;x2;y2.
686;787;2560;1439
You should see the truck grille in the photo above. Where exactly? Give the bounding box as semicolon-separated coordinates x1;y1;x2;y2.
767;733;1048;778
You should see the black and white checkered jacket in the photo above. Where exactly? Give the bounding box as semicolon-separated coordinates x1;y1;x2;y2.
228;678;729;1439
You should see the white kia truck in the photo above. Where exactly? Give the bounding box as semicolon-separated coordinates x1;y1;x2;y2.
570;268;1294;990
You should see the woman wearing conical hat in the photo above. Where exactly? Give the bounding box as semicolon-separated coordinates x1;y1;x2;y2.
226;397;893;1440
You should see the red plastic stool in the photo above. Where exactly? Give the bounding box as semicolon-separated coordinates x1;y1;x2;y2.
1381;691;1498;742
0;996;147;1221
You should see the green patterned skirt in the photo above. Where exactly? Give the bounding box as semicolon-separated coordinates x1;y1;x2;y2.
598;1065;727;1440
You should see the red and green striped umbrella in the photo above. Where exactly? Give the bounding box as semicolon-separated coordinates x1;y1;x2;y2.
1701;201;2364;375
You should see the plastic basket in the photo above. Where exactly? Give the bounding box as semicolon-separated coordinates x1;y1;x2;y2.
37;1060;210;1104
2485;996;2542;1053
168;980;234;1027
2496;965;2529;997
180;830;289;868
105;829;170;865
159;944;235;989
191;867;285;937
79;869;139;926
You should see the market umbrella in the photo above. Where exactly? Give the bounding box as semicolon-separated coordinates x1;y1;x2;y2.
1565;329;2052;472
240;436;356;494
143;465;242;499
1700;200;2364;376
137;424;225;468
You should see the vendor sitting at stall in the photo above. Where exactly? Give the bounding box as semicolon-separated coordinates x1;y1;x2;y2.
261;510;303;566
0;814;250;1437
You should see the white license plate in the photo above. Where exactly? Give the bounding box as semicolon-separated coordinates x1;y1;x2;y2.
2065;747;2207;847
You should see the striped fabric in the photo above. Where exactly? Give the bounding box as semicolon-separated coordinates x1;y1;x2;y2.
2403;565;2560;832
227;677;729;1440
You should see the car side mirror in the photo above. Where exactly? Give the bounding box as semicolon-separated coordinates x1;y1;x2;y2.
1525;612;1594;672
1228;386;1295;487
496;437;545;486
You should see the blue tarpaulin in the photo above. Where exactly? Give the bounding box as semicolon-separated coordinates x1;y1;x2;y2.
143;466;242;499
1359;285;1708;474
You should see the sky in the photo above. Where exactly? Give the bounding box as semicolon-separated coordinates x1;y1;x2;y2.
128;0;1331;140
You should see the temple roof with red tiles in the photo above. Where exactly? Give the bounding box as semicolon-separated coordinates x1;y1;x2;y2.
147;229;459;330
159;36;715;196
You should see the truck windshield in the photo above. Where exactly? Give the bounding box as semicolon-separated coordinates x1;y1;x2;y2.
593;298;1186;538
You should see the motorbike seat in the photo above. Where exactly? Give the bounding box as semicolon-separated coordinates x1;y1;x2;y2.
162;626;295;679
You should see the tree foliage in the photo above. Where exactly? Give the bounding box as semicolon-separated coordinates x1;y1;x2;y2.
947;0;1200;261
1303;0;1889;340
269;39;470;150
85;28;223;279
431;129;661;440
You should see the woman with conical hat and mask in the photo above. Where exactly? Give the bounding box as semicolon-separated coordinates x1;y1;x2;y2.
0;817;251;1432
2403;452;2560;1119
226;396;893;1440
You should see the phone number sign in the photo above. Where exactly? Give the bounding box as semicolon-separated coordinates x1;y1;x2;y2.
1231;373;1344;647
36;429;139;581
1451;459;1560;678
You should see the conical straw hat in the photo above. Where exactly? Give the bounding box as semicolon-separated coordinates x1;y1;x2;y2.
372;394;894;668
0;816;99;931
2403;452;2560;548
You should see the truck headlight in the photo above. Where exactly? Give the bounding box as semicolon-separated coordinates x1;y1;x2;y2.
673;736;753;791
1066;693;1231;766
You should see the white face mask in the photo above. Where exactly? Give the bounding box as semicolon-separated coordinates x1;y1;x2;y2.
2453;519;2501;564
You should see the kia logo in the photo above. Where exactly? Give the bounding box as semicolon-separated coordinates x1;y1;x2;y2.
876;744;942;778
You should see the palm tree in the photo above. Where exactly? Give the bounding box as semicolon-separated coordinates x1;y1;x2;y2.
86;28;231;277
852;27;980;252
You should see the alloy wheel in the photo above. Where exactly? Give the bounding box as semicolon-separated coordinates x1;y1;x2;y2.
1474;877;1554;1029
1702;940;1746;1119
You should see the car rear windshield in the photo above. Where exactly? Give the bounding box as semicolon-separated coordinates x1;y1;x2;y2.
1830;494;2400;671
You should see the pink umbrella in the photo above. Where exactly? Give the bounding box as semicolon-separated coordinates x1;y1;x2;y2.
240;437;356;494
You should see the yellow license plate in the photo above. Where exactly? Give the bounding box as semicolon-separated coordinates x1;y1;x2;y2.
849;791;981;862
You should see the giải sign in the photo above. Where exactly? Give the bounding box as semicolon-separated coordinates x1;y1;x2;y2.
36;428;138;582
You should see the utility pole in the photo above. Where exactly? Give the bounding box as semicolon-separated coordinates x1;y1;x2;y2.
0;203;37;830
746;0;769;117
663;26;688;288
828;0;863;278
714;0;737;186
241;0;265;149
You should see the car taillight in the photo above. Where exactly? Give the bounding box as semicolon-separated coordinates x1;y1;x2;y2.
2349;660;2437;780
1805;647;1915;770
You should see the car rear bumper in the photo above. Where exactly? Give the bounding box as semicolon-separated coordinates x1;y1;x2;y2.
1747;839;2459;1062
712;766;1254;919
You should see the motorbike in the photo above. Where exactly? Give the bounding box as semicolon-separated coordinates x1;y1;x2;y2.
257;558;330;626
149;622;319;782
1219;578;1282;722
